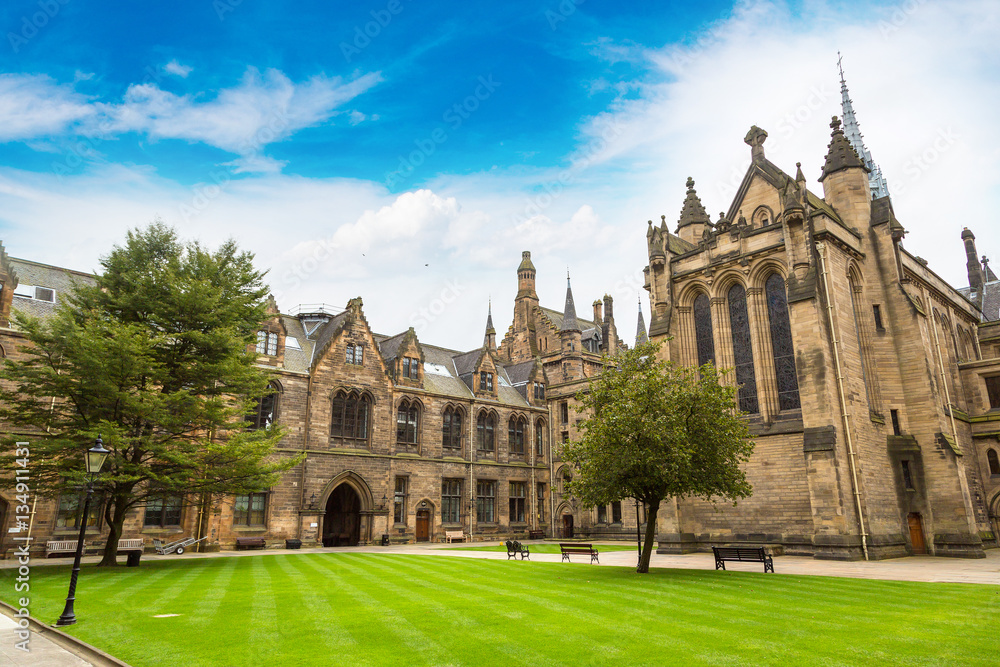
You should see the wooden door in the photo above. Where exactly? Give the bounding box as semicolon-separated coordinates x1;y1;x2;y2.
562;514;574;539
416;509;430;542
907;513;926;554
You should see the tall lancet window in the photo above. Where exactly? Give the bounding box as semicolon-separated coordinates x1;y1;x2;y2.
693;293;715;368
765;274;801;411
728;283;759;414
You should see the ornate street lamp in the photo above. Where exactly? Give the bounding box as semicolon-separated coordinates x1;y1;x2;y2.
56;436;110;627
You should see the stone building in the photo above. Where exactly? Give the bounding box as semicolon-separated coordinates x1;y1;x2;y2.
0;247;638;555
641;112;997;558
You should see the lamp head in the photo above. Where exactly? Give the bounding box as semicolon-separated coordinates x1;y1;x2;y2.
86;435;111;475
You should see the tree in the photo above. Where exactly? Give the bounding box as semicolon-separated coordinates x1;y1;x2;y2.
562;341;755;573
0;222;299;565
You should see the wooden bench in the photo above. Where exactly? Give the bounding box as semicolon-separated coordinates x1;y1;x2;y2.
712;546;774;573
528;530;544;540
505;540;530;560
445;530;467;543
46;540;81;557
118;538;144;566
235;537;267;550
559;542;599;564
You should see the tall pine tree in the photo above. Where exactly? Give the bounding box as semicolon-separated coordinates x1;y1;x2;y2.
1;223;299;565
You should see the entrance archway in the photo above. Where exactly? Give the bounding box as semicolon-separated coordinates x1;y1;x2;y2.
907;512;927;555
561;513;574;539
324;484;361;547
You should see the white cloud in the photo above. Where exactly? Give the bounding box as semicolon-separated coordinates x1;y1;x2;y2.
0;74;94;141
164;60;193;78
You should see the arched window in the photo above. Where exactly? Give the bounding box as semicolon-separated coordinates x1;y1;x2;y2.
765;274;800;411
477;412;495;453
989;449;1000;476
442;406;463;451
693;292;715;368
246;382;280;430
508;416;526;455
396;399;419;446
535;419;545;458
728;283;759;413
330;390;370;442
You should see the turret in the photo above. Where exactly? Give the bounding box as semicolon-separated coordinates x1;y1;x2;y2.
962;228;985;305
592;300;602;323
818;116;870;228
602;294;618;352
517;251;537;299
675;177;712;245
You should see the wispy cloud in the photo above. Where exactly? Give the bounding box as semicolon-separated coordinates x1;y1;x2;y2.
164;60;193;78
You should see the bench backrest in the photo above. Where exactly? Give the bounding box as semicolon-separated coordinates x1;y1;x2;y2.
559;543;593;549
119;538;144;550
46;540;79;551
445;530;464;537
714;546;766;558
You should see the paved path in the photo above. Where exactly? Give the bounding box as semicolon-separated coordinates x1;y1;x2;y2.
0;613;93;666
8;541;998;584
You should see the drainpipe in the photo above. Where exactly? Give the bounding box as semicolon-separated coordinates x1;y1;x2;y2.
469;399;475;542
816;242;869;561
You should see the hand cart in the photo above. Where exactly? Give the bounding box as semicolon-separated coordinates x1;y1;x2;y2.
152;535;207;555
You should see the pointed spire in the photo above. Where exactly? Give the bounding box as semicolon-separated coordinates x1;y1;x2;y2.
635;295;648;346
484;299;496;350
676;177;711;231
561;272;580;332
838;53;890;199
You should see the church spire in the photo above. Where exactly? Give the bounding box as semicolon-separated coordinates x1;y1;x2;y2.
484;299;496;350
635;295;648;346
838;53;890;199
561;272;580;332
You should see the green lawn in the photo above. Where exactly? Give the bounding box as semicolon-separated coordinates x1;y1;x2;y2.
2;553;996;666
446;542;639;554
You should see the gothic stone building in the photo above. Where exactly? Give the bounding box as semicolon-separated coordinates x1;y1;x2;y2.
642;119;998;559
0;247;640;555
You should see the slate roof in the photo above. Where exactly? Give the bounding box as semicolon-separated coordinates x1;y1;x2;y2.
504;360;536;386
538;306;599;333
958;281;1000;322
279;315;314;374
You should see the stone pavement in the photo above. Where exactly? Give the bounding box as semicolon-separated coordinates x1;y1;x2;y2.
0;613;93;667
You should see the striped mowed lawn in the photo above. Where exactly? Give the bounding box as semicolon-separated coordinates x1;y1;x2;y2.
1;553;995;666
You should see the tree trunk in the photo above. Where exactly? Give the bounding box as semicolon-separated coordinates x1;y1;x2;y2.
637;500;660;574
98;500;128;566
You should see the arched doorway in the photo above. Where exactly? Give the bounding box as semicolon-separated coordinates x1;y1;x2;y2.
561;513;574;539
907;513;927;555
324;484;361;547
990;492;1000;548
415;501;433;542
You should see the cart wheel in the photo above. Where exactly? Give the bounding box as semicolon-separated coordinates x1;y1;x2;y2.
175;547;184;555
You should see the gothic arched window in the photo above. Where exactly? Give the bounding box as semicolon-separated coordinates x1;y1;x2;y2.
765;274;801;411
508;416;526;455
396;399;419;446
246;382;280;430
477;412;496;453
728;283;759;414
693;293;715;368
442;406;463;451
988;449;1000;476
330;390;371;442
535;419;545;458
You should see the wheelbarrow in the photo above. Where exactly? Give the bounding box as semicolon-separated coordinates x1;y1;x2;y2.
153;536;207;555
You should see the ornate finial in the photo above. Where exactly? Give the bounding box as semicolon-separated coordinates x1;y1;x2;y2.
837;51;845;83
744;126;768;161
830;116;842;133
661;214;666;223
795;161;805;182
686;176;695;190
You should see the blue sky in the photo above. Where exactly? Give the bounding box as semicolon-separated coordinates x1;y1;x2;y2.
1;0;998;349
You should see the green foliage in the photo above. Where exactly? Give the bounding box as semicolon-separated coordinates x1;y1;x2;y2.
1;554;994;666
0;222;299;563
562;340;755;571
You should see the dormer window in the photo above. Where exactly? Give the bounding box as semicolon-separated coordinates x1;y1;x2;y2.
533;382;545;399
13;284;55;303
480;371;494;392
402;357;419;379
346;343;364;365
256;331;278;356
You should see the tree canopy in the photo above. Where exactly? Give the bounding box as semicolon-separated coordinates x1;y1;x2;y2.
562;341;755;572
0;222;298;565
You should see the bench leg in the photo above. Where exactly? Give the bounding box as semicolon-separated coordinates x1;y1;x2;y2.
716;560;725;570
765;558;774;573
561;554;569;562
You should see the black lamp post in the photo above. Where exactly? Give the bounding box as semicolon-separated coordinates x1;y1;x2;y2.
56;436;110;627
635;498;642;568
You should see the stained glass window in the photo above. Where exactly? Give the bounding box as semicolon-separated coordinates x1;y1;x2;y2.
728;283;759;413
765;274;800;411
693;293;715;368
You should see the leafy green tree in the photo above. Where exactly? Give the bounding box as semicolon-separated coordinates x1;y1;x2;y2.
563;341;755;573
1;223;298;565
